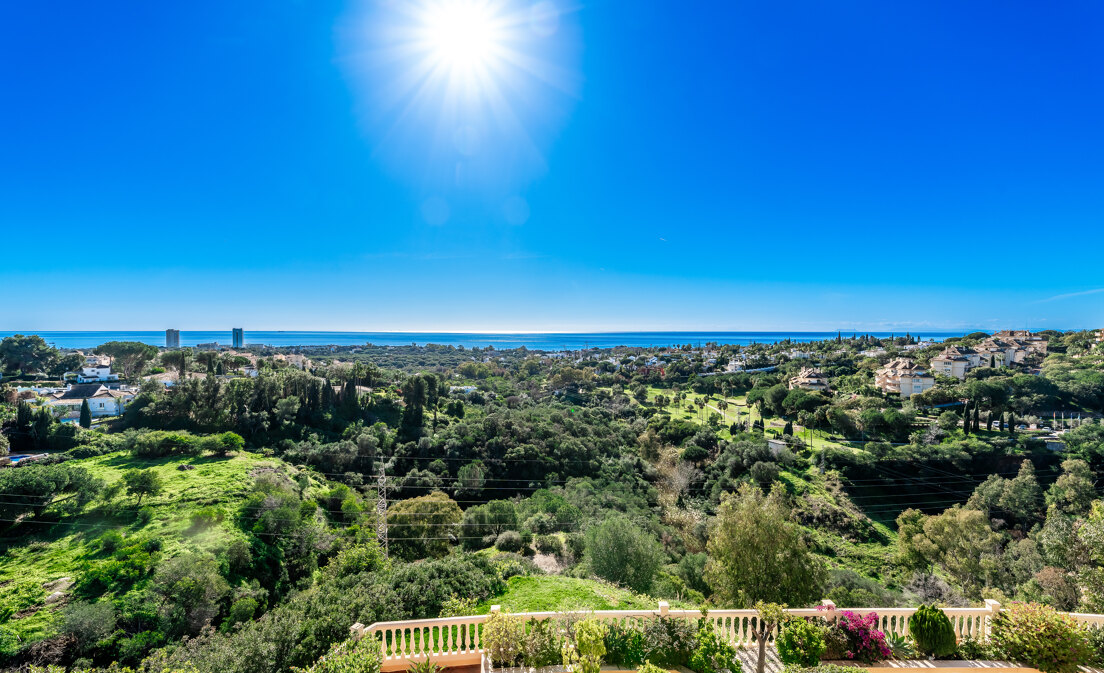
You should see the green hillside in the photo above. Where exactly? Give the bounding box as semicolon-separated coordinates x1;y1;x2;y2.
0;450;311;648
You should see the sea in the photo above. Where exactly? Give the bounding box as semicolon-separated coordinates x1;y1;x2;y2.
0;330;975;351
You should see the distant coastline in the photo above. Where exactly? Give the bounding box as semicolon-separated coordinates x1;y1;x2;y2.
0;330;980;350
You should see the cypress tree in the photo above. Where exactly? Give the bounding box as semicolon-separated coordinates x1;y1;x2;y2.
1007;412;1016;435
79;399;92;429
973;405;980;433
962;402;971;435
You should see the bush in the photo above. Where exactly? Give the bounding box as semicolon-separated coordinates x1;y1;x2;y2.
522;618;564;669
641;616;697;667
688;620;740;673
136;506;154;525
638;663;668;673
781;666;860;673
605;621;646;668
289;636;382;673
562;618;607;673
990;602;1091;673
61;600;117;652
483;611;525;667
827;611;890;664
908;604;955;657
536;534;563;556
495;530;524;553
585;517;664;594
1088;626;1104;666
98;530;124;553
777;618;826;666
190;506;225;529
954;636;1000;660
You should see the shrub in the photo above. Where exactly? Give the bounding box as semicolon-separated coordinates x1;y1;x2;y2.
536;534;563;556
227;597;259;627
562;618;607;673
495;530;524;553
191;506;225;529
98;530;124;553
908;604;955;657
638;662;669;673
954;636;1000;660
586;517;663;593
522;618;564;669
990;602;1091;673
781;666;859;673
605;621;646;668
61;600;117;652
828;611;890;664
136;506;154;525
483;611;525;667
777;618;826;666
689;620;740;673
290;636;382;673
1088;626;1104;666
641;616;697;667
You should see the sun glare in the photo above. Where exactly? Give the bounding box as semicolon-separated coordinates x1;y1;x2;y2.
341;0;580;194
422;1;503;72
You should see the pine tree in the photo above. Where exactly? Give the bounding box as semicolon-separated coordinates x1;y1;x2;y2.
79;399;92;429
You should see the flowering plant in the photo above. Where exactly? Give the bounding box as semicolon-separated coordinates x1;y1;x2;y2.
829;611;891;664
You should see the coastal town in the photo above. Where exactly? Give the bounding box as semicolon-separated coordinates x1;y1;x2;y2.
3;328;1097;469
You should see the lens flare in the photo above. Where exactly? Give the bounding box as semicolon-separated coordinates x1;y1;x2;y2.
338;0;581;193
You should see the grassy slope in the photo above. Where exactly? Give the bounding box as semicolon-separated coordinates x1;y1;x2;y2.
0;450;295;645
474;575;695;614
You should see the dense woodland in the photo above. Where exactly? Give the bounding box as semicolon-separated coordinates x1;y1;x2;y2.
2;331;1104;671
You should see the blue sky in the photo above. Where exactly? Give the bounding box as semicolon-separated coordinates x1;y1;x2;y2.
2;1;1103;332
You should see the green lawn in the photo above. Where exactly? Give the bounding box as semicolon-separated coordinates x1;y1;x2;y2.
474;575;693;614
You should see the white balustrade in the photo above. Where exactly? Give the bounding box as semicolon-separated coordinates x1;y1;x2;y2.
359;599;1100;671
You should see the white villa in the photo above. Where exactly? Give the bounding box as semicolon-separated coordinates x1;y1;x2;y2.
45;384;134;418
72;364;119;383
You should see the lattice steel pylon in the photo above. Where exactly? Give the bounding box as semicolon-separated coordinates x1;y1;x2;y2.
376;465;388;557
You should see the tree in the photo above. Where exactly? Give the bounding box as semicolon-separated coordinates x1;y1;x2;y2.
122;468;164;506
401;375;428;435
705;483;825;607
998;460;1040;524
0;334;57;375
94;341;159;380
895;505;1001;598
79;399;92;429
1045;459;1095;516
750;602;785;673
150;553;230;637
585;516;663;593
0;463;101;519
424;373;441;428
387;490;462;560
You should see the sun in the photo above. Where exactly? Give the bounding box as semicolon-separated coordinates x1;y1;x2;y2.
420;1;505;74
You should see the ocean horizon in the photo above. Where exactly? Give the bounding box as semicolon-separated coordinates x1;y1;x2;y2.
1;330;980;350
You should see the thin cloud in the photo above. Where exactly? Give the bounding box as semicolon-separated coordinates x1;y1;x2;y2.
1034;288;1104;303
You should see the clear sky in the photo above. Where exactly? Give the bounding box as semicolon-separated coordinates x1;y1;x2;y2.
2;1;1103;332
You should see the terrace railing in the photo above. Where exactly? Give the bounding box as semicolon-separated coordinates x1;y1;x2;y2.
353;600;1101;672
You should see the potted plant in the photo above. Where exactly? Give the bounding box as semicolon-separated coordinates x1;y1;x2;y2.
483;611;525;673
